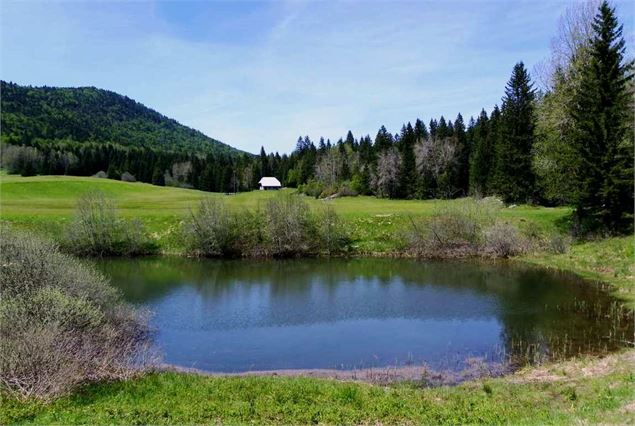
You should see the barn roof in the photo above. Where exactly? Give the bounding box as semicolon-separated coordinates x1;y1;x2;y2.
258;177;282;187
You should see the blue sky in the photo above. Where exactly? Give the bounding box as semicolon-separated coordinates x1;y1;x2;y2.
1;0;633;154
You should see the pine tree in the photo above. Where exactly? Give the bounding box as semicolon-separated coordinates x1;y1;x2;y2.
469;109;491;195
454;113;470;196
437;116;449;139
414;119;429;141
345;130;355;149
259;146;269;177
429;119;438;140
318;137;326;153
374;125;393;152
570;1;634;232
398;123;417;198
492;62;536;202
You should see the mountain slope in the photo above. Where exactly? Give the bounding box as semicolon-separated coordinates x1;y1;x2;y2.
0;81;246;156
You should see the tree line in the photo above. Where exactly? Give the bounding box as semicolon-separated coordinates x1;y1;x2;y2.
1;1;632;233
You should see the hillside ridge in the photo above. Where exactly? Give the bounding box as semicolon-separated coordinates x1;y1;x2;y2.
0;80;248;156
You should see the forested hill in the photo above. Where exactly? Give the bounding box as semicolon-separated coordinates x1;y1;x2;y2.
0;81;245;156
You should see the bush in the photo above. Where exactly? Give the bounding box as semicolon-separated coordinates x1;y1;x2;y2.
121;172;136;182
0;227;151;399
336;182;358;198
93;170;107;178
316;206;351;255
298;179;325;198
547;233;571;254
183;196;350;258
406;198;501;257
264;195;317;257
482;221;528;258
61;192;156;257
183;198;261;257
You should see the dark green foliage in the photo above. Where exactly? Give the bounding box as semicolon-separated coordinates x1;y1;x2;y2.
491;62;536;203
0;81;241;156
397;123;417;198
569;1;634;233
469;109;492;195
374;125;394;152
453;113;470;196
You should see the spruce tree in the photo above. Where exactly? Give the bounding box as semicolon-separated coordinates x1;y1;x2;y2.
259;146;269;177
414;119;429;141
398;123;417;198
454;113;470;195
493;62;536;202
469;109;491;195
570;1;634;232
437;117;449;139
374;126;393;152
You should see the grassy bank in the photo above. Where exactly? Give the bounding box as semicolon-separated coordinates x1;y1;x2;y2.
524;236;634;307
2;352;634;425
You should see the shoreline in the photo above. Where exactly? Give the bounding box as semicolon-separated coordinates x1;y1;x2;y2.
158;359;513;386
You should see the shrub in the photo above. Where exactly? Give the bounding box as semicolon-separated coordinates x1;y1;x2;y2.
61;192;156;257
316;206;351;255
183;198;259;257
483;221;528;258
337;183;358;197
0;227;152;399
184;196;350;258
121;171;136;182
298;179;325;198
93;170;108;179
404;197;531;259
547;233;571;254
406;198;501;257
264;195;318;257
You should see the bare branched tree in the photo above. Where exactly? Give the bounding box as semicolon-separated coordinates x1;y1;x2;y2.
534;0;599;91
372;147;401;198
415;136;457;180
315;149;343;186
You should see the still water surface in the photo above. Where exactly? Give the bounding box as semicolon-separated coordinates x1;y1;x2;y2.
96;258;633;373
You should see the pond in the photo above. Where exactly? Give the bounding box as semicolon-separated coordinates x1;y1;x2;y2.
96;258;633;374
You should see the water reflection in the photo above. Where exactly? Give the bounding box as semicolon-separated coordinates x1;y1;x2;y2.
96;257;633;372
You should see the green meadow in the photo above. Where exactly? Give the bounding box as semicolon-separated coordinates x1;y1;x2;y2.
1;174;634;425
0;174;570;253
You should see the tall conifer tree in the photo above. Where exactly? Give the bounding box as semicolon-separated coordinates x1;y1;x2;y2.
493;62;536;202
570;1;634;232
469;109;491;195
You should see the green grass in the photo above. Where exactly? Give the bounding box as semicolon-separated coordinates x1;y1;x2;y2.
1;174;633;425
524;236;635;307
0;174;570;253
3;352;634;425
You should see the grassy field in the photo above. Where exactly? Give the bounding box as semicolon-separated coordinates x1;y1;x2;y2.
0;174;570;253
1;174;634;424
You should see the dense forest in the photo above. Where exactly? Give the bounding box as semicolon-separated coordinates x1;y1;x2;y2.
0;81;242;155
1;1;632;233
